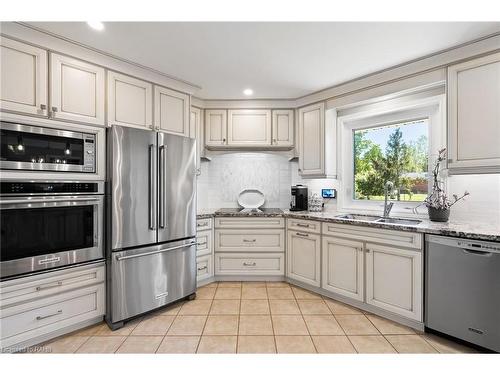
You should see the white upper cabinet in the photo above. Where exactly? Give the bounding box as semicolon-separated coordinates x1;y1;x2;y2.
286;230;321;287
190;106;204;174
107;71;153;129
50;53;105;125
272;109;294;147
365;243;422;321
154;86;190;136
448;52;500;174
227;109;272;147
322;236;364;301
0;37;48;117
297;102;336;178
205;109;227;146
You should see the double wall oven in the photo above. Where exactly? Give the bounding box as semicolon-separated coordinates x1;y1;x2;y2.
0;121;104;280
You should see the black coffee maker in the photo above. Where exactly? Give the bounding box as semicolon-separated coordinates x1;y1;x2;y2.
290;185;308;211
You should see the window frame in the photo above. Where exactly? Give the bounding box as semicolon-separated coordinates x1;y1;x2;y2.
337;94;446;217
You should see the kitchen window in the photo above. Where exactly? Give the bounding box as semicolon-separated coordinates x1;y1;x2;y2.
353;119;429;202
337;93;445;216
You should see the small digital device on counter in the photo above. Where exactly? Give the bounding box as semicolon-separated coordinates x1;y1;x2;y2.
322;188;336;198
290;185;308;211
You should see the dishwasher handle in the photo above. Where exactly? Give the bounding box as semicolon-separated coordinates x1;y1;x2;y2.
462;248;494;257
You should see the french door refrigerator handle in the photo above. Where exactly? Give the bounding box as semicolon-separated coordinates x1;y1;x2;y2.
148;144;156;230
159;144;166;229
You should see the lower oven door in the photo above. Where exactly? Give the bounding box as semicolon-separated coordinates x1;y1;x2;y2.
109;238;197;323
0;195;104;279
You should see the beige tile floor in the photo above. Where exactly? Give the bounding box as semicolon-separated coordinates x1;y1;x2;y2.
34;281;479;354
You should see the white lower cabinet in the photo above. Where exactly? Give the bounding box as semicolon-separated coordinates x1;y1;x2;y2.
196;218;214;285
0;263;105;350
365;243;422;321
286;230;321;287
322;236;364;301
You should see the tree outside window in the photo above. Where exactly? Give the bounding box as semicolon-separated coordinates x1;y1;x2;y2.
353;119;428;201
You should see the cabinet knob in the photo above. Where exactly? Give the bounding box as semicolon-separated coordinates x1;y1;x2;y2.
222;138;226;144
51;106;58;113
40;104;47;110
365;248;371;253
273;139;277;143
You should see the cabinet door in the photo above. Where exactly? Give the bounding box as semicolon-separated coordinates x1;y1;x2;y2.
50;53;105;125
322;236;364;301
107;71;153;129
0;37;48;116
298;102;325;176
154;86;190;137
365;243;422;321
205;109;227;146
190;107;204;174
448;52;500;173
286;230;321;287
272;109;294;147
227;109;272;146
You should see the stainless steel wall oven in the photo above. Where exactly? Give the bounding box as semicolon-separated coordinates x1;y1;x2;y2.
0;181;104;279
0;122;96;173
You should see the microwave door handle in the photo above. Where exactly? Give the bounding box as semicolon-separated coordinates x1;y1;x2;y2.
159;145;166;229
148;144;156;230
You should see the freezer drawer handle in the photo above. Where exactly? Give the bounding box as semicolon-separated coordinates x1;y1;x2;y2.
468;327;484;335
36;310;62;320
115;241;196;261
155;292;169;299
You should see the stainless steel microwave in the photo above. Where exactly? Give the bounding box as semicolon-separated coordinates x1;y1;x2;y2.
0;122;96;173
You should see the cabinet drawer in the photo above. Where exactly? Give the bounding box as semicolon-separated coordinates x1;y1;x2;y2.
287;218;321;234
322;223;423;250
215;217;284;229
215;253;284;275
215;229;285;252
196;255;213;282
196;230;213;257
0;263;105;308
0;284;105;348
197;218;213;231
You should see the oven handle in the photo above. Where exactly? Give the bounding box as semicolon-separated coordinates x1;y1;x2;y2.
0;196;102;204
115;241;196;261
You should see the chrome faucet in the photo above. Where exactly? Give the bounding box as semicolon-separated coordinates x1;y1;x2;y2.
383;181;394;218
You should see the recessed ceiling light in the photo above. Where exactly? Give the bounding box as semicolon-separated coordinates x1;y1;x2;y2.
87;21;105;31
243;88;253;96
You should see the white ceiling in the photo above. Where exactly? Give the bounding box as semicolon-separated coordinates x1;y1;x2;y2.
28;22;500;99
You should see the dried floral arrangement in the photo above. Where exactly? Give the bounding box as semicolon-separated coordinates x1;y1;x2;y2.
415;148;469;212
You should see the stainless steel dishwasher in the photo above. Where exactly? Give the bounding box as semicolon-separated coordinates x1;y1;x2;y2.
426;235;500;352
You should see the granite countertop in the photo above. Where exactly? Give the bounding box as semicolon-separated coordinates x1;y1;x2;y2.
197;209;500;242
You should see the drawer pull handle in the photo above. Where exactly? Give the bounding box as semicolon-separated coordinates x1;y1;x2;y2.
197;242;207;246
243;239;257;243
197;222;209;227
243;262;257;267
296;223;310;227
296;232;309;237
198;265;208;271
36;310;62;320
36;281;63;291
155;292;169;299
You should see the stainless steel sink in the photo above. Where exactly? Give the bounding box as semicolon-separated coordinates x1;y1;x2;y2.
375;217;422;226
335;213;422;226
335;214;381;222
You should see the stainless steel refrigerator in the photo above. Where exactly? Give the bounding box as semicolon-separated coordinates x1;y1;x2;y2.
106;125;196;329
